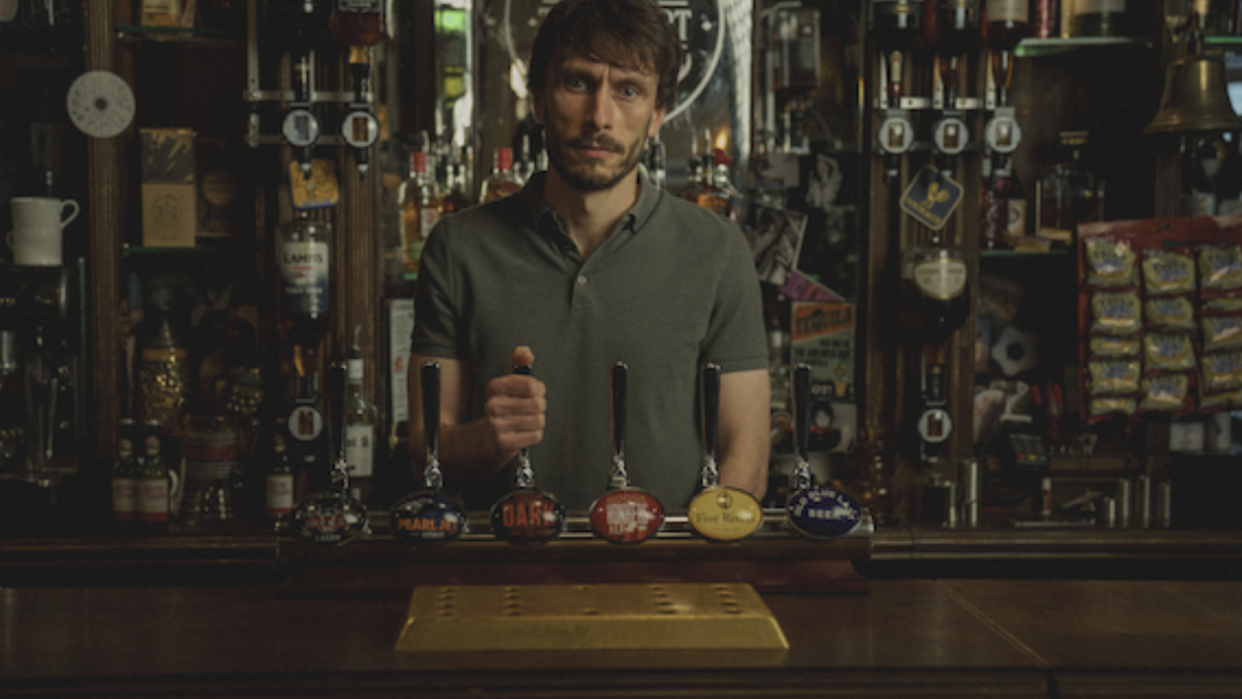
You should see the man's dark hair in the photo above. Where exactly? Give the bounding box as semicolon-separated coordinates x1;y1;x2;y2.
528;0;683;112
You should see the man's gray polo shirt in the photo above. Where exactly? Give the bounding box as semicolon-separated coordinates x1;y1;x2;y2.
412;171;767;510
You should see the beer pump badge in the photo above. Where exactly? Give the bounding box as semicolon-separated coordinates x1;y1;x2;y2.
391;361;468;543
900;165;962;230
490;364;566;544
588;362;666;544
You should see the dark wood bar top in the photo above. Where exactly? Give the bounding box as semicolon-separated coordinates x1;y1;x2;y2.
0;581;1048;698
4;580;1242;698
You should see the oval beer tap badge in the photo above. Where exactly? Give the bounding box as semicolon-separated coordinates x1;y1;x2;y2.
688;487;763;540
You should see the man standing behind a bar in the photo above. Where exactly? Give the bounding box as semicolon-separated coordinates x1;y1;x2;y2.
408;0;769;512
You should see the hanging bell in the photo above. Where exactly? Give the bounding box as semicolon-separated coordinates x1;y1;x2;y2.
1145;51;1242;134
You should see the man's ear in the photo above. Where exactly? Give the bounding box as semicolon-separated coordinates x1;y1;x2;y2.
532;91;546;124
647;105;668;139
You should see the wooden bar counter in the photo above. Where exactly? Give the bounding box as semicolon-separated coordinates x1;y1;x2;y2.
2;519;1241;698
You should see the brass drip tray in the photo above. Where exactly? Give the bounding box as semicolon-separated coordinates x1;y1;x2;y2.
395;582;788;652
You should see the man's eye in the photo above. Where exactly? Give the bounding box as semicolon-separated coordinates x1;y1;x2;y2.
567;77;587;90
619;86;640;99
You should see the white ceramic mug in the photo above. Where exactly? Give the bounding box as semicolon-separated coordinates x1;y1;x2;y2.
11;197;79;233
7;227;63;266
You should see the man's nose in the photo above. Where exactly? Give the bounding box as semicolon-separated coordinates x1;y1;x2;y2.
585;88;614;129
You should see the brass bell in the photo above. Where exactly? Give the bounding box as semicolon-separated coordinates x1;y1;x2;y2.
1145;51;1242;134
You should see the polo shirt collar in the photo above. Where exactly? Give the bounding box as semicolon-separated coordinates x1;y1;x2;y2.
516;169;662;242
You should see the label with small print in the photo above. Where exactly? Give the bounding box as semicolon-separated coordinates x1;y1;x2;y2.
266;474;294;518
688;487;763;541
345;424;374;478
900;166;962;230
913;258;968;300
136;477;169;522
112;478;137;521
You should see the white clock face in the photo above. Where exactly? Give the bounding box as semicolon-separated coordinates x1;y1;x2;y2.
66;70;136;139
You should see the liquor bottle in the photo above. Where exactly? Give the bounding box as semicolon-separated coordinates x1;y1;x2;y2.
344;335;378;505
647;136;667;190
923;0;980;103
111;417;142;529
277;216;332;350
870;0;925;107
982;0;1028;107
328;0;387;47
1067;0;1129;36
265;420;295;520
1007;164;1029;241
1035;131;1102;249
139;0;182;27
983;0;1030;51
980;152;1013;250
1032;0;1058;37
684;134;703;195
897;231;971;346
136;420;171;533
688;148;741;221
1180;135;1218;217
516;134;534;184
851;428;893;525
440;154;473;214
478;147;521;203
399;151;442;274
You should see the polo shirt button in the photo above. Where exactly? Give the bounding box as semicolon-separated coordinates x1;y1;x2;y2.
576;275;588;286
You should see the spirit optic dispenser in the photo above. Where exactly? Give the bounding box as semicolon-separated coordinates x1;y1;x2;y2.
329;0;387;179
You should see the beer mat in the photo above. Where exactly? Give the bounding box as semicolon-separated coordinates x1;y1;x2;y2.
395;583;788;652
900;165;962;230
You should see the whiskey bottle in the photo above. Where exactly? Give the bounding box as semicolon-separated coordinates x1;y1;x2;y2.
111;417;142;529
265;420;295;520
440;145;474;214
135;420;172;533
1035;131;1102;249
398;151;442;274
478;147;521;203
277;216;332;350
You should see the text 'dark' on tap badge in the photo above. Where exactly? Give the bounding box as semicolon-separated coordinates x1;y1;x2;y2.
899;165;963;231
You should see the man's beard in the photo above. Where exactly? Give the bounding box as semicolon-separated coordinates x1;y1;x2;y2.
548;127;648;192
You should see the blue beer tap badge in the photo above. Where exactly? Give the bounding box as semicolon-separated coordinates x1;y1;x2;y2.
900;165;963;231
